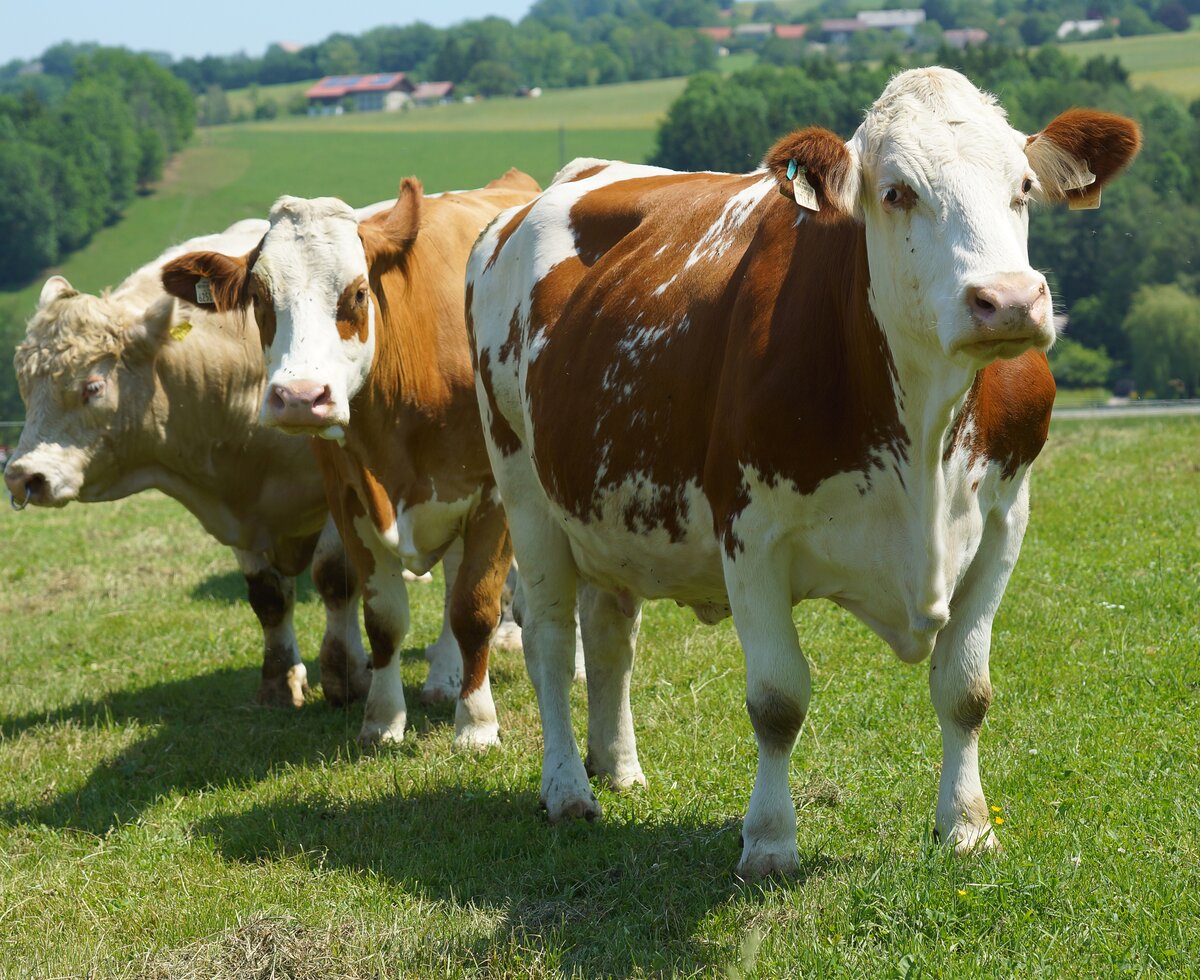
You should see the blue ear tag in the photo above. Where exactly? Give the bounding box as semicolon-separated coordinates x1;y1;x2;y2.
786;159;799;181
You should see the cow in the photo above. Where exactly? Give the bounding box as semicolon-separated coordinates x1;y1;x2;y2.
159;170;544;749
5;220;370;709
466;67;1140;876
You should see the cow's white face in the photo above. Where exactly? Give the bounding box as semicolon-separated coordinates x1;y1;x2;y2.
852;69;1054;364
4;280;161;507
252;197;376;437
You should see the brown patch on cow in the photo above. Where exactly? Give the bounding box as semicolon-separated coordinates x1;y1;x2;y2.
477;348;522;457
312;548;356;607
245;569;292;629
516;171;908;556
564;164;609;184
250;276;277;348
747;688;806;751
484;202;534;272
450;487;513;696
947;353;1055;479
358;178;423;271
363;605;397;670
951;678;993;733
336;275;370;342
1027;109;1141;205
763;127;857;220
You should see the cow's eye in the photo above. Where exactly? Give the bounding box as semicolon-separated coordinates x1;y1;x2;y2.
882;185;914;212
82;377;105;403
355;287;368;305
1022;178;1033;195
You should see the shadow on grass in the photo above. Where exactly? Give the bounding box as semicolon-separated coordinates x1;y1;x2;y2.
0;656;432;836
198;786;836;976
190;568;316;606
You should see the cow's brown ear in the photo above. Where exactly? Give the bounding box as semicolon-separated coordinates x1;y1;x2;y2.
1025;109;1141;209
360;177;423;266
161;248;256;312
764;127;859;221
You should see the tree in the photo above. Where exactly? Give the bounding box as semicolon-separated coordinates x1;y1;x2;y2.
1154;1;1191;29
0;139;58;284
1122;284;1200;397
466;60;521;95
1048;338;1114;388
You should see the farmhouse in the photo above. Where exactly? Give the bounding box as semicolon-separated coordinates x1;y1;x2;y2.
305;73;456;115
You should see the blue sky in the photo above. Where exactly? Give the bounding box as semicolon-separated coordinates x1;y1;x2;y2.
1;0;534;64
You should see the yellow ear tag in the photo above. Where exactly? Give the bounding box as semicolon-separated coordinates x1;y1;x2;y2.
1068;186;1102;211
791;166;819;212
169;321;193;341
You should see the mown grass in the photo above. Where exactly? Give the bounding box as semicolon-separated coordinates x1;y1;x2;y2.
2;415;1198;977
1061;26;1200;98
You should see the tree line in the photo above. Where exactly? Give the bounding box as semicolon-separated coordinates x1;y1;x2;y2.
170;2;720;101
652;45;1200;396
0;47;195;286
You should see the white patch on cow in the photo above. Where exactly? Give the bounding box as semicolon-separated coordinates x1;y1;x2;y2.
255;197;376;428
683;175;775;271
378;490;479;577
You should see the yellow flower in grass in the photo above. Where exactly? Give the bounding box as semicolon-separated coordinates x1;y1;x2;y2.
957;889;968;897
994;816;1005;825
991;805;1003;813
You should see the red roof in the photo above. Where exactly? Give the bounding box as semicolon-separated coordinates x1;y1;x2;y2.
698;26;733;40
411;81;454;100
774;24;808;39
305;73;411;100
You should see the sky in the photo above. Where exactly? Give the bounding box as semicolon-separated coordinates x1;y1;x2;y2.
0;0;535;65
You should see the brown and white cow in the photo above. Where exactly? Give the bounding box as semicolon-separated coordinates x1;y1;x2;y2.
160;170;543;748
467;68;1140;875
4;220;372;708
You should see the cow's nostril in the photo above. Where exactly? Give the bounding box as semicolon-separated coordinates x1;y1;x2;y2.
268;386;288;411
25;473;47;497
312;386;332;408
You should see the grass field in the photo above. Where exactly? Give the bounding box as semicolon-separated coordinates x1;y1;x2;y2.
2;415;1197;977
1060;25;1200;99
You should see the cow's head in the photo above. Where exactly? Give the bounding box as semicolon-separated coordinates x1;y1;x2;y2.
5;277;174;507
160;180;422;437
765;67;1140;364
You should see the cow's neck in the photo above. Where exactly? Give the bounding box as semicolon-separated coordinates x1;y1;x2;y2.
869;272;980;633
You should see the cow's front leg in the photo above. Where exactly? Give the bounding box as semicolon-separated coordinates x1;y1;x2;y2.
235;549;308;708
311;517;370;706
579;582;645;791
725;549;809;878
420;538;464;703
929;494;1029;854
448;491;513;749
340;516;412;747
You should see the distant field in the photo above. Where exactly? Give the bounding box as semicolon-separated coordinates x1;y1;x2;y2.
2;416;1197;975
1060;27;1200;98
0;76;681;342
225;78;315;116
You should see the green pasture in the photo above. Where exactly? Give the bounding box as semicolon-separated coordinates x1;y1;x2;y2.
0;76;678;378
1;415;1197;977
1060;26;1200;99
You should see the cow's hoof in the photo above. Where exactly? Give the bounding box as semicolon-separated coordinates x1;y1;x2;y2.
736;842;801;880
453;722;501;751
419;682;459;705
949;826;1002;857
358;720;406;748
492;621;523;652
257;665;308;709
542;784;601;823
585;754;646;792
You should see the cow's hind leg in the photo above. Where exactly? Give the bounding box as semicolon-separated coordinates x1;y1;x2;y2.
421;539;464;703
236;549;308;709
448;490;512;750
725;548;809;878
579;583;645;791
311;517;370;706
